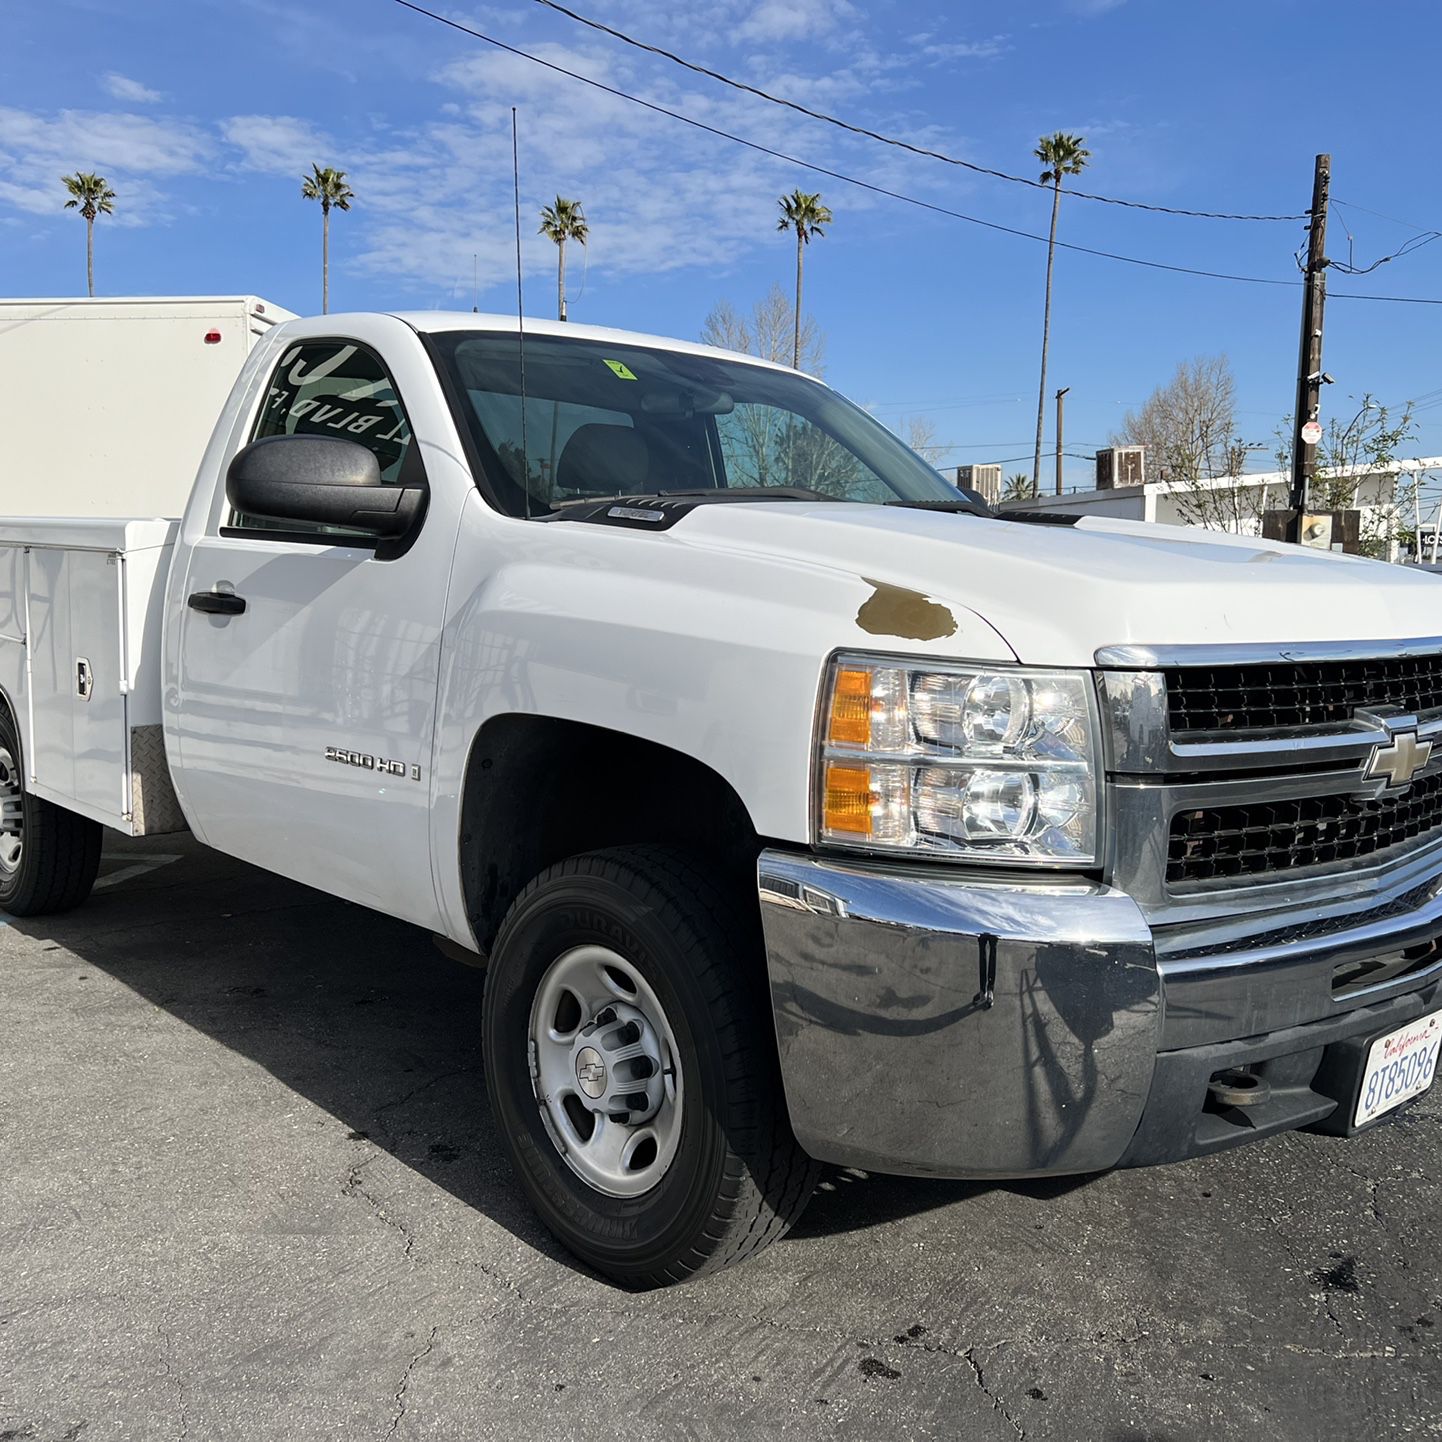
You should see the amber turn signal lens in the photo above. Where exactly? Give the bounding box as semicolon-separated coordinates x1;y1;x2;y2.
822;761;874;835
828;666;873;746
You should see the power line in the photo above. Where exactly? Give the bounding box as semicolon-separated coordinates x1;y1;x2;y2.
389;0;1305;288
389;1;1442;306
934;449;1102;463
868;392;1022;409
1330;289;1442;306
922;439;1108;450
526;0;1305;223
1333;198;1442;236
1328;217;1442;277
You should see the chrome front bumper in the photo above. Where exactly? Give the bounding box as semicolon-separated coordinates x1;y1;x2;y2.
758;849;1442;1178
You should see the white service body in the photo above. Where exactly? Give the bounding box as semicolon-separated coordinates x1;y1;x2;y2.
0;296;293;519
0;518;179;835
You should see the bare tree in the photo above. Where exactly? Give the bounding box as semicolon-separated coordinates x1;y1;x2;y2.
1115;355;1254;530
701;286;824;372
699;289;862;497
900;415;945;465
1273;396;1418;558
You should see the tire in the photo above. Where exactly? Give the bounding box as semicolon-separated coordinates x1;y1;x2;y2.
0;707;103;917
483;845;819;1287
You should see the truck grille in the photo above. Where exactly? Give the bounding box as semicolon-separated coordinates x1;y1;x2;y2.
1168;770;1442;884
1165;654;1442;733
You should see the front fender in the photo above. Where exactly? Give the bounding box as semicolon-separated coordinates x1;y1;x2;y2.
426;493;1015;942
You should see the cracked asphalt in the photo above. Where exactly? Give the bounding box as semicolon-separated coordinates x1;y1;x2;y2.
1;834;1439;1441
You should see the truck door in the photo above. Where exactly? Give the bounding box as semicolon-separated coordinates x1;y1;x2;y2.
171;330;451;929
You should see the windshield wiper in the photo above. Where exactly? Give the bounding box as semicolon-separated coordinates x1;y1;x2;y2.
885;497;993;518
553;486;846;508
652;487;847;502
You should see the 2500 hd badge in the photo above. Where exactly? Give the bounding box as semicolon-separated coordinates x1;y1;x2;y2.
324;746;421;781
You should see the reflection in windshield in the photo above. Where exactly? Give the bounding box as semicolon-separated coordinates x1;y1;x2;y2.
430;330;960;518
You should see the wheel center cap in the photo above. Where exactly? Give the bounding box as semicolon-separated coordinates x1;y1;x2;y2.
575;1046;607;1099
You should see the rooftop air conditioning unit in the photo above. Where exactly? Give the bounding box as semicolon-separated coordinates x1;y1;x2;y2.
957;463;1003;504
1095;446;1145;489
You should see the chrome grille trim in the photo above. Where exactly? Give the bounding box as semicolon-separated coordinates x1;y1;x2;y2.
1099;638;1442;925
1101;671;1442;775
1096;635;1442;669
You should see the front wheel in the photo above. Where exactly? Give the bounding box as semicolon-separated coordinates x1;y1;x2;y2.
482;846;818;1287
0;708;103;917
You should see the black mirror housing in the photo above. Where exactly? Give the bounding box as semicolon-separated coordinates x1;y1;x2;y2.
225;434;425;538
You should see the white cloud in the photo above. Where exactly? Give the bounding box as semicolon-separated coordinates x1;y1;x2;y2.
0;105;211;223
909;35;1009;63
103;73;163;104
736;0;858;44
322;27;985;305
221;114;335;173
0;9;985;290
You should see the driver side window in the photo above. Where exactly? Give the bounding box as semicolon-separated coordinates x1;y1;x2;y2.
231;339;420;533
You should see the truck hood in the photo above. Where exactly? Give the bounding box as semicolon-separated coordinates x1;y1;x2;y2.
673;501;1442;667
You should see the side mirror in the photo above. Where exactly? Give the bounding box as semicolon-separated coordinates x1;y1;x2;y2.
225;434;426;538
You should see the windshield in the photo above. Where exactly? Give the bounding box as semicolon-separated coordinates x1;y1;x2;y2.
430;330;960;517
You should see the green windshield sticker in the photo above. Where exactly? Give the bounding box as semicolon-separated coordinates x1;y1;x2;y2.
602;359;638;380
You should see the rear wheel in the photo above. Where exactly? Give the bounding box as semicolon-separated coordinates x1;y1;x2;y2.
483;846;818;1287
0;708;102;917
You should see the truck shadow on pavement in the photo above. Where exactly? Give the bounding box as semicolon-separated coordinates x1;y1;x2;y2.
13;835;1095;1269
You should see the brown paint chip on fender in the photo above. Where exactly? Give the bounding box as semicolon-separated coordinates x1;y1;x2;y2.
855;577;958;641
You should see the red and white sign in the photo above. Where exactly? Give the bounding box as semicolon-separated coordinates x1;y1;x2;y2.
1301;420;1323;446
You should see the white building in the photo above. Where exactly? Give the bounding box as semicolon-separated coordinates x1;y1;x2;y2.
998;457;1442;562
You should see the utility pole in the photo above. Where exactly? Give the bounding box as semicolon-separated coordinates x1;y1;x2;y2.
1285;154;1331;544
1054;387;1070;496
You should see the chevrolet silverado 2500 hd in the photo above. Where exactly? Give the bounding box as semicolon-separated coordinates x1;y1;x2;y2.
2;308;1440;1286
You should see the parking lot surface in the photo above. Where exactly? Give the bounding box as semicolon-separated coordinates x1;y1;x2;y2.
1;835;1439;1441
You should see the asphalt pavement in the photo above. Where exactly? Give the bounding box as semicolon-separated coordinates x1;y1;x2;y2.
1;834;1438;1441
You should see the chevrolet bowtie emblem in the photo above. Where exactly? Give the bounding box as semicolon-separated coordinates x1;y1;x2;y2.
1366;730;1434;789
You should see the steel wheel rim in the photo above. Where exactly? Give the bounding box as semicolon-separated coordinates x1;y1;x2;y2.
527;944;684;1198
0;747;22;877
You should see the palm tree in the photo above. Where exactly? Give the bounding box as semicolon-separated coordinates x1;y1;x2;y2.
61;172;116;298
538;197;589;323
1030;133;1090;493
1003;471;1036;502
301;164;354;314
776;189;832;369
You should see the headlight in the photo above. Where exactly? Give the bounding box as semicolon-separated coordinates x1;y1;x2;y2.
816;654;1100;865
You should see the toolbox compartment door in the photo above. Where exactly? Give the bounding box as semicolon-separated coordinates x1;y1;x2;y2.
27;546;127;822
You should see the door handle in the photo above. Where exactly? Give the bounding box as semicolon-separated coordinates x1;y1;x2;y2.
188;590;247;616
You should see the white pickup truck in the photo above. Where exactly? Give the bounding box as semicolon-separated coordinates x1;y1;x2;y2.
3;306;1441;1286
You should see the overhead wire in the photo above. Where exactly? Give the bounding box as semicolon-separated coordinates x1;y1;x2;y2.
388;1;1442;307
525;0;1305;222
1328;224;1442;278
917;439;1108;450
1330;289;1442;306
1332;198;1442;236
388;0;1306;289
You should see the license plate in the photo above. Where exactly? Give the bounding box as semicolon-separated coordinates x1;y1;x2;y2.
1354;1012;1442;1127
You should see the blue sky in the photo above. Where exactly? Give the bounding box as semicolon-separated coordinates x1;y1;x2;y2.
4;0;1441;487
